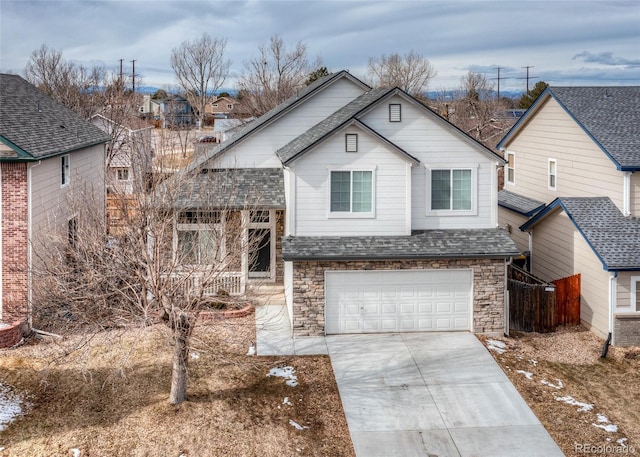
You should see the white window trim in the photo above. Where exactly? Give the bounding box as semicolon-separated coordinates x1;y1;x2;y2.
327;167;376;219
247;209;276;280
425;164;478;216
548;158;557;191
505;151;515;185
61;154;70;188
116;168;130;181
631;276;640;313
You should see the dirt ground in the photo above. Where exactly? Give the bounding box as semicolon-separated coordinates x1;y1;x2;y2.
0;317;355;457
478;326;640;456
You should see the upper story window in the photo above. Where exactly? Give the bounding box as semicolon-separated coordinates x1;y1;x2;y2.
212;103;219;107
330;170;374;215
227;103;233;110
345;134;358;152
389;104;401;122
548;159;557;190
429;168;473;212
506;152;515;185
116;168;130;181
631;276;640;312
61;154;70;187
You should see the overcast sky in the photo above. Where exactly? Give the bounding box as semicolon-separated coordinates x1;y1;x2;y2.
1;0;639;94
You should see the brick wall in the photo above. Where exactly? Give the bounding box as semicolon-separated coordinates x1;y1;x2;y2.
291;258;505;336
614;314;640;347
1;162;29;323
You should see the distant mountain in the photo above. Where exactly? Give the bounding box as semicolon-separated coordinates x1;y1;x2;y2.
136;86;238;96
425;89;524;100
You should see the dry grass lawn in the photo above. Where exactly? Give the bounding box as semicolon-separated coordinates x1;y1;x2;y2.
0;317;354;457
478;326;640;456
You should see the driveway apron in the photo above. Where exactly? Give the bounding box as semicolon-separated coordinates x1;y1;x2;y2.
326;332;564;457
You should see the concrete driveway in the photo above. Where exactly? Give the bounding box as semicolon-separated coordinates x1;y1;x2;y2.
326;332;564;457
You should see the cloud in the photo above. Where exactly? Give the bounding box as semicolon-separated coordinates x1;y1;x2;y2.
573;51;640;67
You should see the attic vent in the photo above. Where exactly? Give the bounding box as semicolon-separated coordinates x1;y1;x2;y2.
389;104;401;122
345;134;358;153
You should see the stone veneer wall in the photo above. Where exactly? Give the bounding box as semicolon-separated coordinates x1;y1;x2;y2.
1;162;29;323
614;314;640;347
275;210;284;282
291;258;506;337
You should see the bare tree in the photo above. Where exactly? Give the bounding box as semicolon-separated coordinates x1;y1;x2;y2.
31;153;267;404
236;35;321;116
438;71;515;150
367;50;437;97
170;34;231;129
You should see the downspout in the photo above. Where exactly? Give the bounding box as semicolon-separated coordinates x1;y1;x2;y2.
27;160;43;329
622;172;631;216
602;272;617;358
504;257;513;337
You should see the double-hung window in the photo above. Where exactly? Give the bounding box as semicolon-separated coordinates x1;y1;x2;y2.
430;168;473;211
176;210;223;265
330;170;373;215
506;152;515;185
548;159;557;190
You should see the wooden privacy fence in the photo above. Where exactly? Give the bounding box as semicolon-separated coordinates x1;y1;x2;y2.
508;265;556;333
553;273;581;326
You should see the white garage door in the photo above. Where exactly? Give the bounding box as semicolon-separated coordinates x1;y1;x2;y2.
325;269;472;334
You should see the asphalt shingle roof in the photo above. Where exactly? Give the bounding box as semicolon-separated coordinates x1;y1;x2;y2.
172;168;285;210
498;189;545;216
0;74;110;160
276;88;393;163
521;197;640;270
282;229;519;261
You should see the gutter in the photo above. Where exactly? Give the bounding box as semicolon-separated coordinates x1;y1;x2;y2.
282;252;520;262
27;160;43;328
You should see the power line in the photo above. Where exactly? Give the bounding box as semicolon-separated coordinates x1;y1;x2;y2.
519;66;538;94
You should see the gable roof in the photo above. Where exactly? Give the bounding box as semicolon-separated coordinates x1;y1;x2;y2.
520;197;640;271
187;70;371;172
277;86;505;166
0;74;111;160
498;189;545;217
498;86;640;171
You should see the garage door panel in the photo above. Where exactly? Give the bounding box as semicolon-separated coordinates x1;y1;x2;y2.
325;269;472;334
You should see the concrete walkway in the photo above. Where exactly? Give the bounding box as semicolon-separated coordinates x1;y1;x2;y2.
255;304;563;457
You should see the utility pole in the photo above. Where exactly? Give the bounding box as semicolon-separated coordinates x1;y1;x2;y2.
131;59;136;94
520;66;537;94
119;59;124;88
494;67;503;99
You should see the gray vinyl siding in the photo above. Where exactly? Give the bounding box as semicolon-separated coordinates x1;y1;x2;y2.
292;126;410;236
530;209;610;338
616;272;640;312
498;207;529;253
503;97;625;212
359;95;496;229
30;144;105;239
213;79;367;168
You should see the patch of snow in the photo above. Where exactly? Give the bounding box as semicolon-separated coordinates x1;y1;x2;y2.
617;438;628;445
516;370;533;380
0;382;25;431
0;323;9;329
283;397;292;406
529;359;538;366
70;449;81;457
541;379;564;389
487;339;507;354
267;366;298;387
190;352;200;360
593;414;618;433
554;395;593;412
247;342;256;356
289;419;308;430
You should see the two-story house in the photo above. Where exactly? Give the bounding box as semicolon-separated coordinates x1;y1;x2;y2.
0;74;110;341
497;86;640;346
179;70;518;337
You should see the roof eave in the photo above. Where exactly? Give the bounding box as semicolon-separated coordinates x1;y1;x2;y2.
283;252;518;262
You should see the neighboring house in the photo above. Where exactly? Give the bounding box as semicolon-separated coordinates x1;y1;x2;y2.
205;96;237;118
178;70;517;337
497;86;640;346
149;95;193;128
90;113;154;195
0;74;110;328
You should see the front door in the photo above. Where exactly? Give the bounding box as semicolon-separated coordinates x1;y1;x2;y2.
249;228;271;277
